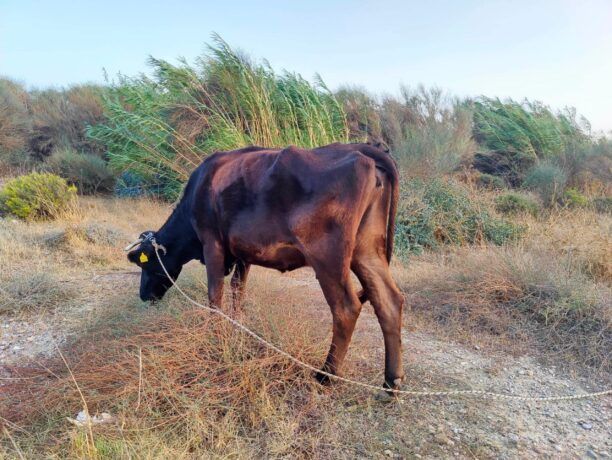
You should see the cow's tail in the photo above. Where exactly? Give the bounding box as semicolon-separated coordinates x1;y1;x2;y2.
354;144;400;263
384;156;399;264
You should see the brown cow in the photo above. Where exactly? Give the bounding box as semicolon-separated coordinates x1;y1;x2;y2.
125;142;405;390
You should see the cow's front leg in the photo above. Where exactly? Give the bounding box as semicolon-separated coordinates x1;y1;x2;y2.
203;239;226;308
230;260;250;311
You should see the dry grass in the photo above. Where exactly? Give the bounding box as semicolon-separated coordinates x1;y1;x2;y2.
0;197;169;316
397;206;611;372
0;196;337;457
2;307;328;458
1;194;610;458
0;261;498;459
527;208;612;282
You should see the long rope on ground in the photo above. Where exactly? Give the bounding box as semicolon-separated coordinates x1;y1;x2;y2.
152;243;612;402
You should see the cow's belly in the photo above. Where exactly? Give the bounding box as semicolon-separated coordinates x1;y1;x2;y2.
230;239;306;272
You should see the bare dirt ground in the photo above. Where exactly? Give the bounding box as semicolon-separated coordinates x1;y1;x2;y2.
2;264;611;459
274;267;612;459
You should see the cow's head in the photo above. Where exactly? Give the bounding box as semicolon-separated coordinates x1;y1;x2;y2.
126;231;183;301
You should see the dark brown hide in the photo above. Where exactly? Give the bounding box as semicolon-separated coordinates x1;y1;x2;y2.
131;143;404;389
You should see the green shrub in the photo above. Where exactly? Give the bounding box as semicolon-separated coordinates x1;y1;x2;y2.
561;188;588;207
472;98;591;186
523;162;567;206
395;179;523;256
88;34;348;198
495;192;539;216
0;172;76;220
44;148;116;194
473;98;589;160
477;173;506;189
592;196;612;214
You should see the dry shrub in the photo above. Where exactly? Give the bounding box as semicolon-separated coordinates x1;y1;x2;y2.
398;245;611;372
528;208;612;282
44;148;116;195
0;78;32;171
38;222;127;268
1;305;329;457
335;85;382;141
380;86;476;178
28;85;107;159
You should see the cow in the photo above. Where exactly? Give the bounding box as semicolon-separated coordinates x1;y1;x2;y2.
125;142;405;390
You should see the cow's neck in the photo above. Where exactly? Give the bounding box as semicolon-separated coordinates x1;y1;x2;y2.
155;200;202;265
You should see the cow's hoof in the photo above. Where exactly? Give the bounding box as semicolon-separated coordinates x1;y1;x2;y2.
375;384;402;403
382;377;404;397
374;390;396;403
314;370;333;386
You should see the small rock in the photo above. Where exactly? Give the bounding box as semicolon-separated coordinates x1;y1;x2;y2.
586;450;598;459
555;445;563;452
67;410;117;427
383;449;394;457
507;433;519;446
579;421;593;430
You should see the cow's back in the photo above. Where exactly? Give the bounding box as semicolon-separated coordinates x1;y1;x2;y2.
197;145;379;271
206;144;376;216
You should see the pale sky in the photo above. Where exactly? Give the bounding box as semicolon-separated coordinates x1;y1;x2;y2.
1;0;611;133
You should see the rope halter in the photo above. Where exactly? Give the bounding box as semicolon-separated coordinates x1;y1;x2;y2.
124;232;167;255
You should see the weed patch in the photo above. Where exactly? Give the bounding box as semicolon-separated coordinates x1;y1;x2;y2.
395;179;523;255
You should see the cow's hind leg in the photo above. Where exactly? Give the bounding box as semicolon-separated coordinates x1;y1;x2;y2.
352;254;405;391
202;238;226;308
230;260;250;311
311;263;362;384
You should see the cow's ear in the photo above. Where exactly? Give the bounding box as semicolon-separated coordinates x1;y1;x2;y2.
127;250;143;265
129;247;154;266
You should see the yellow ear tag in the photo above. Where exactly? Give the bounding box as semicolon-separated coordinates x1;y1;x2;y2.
139;252;149;264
